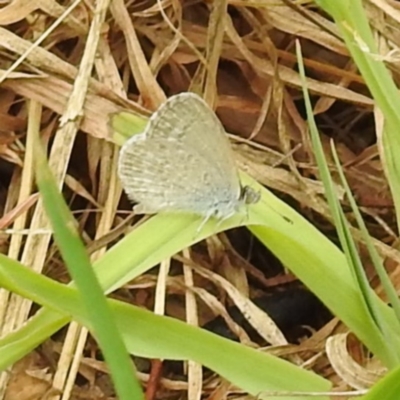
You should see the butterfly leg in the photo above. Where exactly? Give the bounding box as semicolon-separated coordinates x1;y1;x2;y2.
194;209;216;236
214;209;237;231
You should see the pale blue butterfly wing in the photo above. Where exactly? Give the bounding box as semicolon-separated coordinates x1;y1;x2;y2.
118;92;258;221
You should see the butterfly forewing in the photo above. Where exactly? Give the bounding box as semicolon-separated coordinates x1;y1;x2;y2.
118;93;243;217
143;93;241;195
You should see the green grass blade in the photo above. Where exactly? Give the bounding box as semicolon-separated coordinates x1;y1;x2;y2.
315;0;400;227
109;110;147;146
0;253;330;400
1;173;398;370
330;142;400;358
360;364;400;400
295;40;399;367
32;128;143;399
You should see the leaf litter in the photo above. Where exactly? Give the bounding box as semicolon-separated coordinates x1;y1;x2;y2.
0;0;397;399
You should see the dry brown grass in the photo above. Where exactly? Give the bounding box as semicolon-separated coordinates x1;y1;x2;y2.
0;0;397;399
